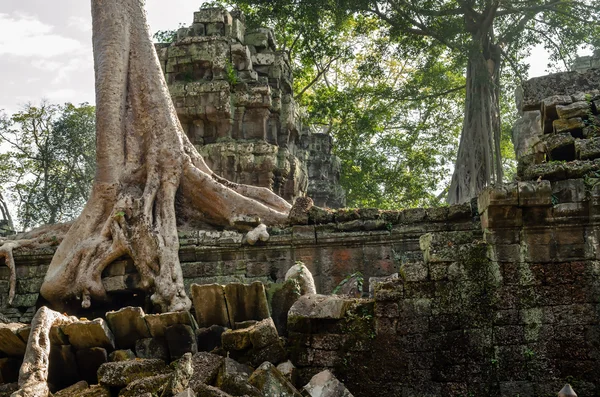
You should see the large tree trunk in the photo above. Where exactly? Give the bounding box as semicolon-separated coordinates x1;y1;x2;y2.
38;0;291;313
447;33;502;205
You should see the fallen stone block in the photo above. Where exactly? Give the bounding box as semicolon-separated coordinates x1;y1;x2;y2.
63;318;115;350
98;358;170;387
191;284;230;328
136;337;170;361
303;370;354;397
68;385;111;397
216;358;261;397
175;388;197;397
119;373;171;397
248;361;302;397
54;381;89;397
76;347;107;385
557;101;591;119
277;361;297;385
224;282;270;325
105;306;151;349
145;311;196;338
189;352;224;390
166;353;194;395
288;295;352;332
196;325;226;352
166;324;198;361
0;323;27;356
108;349;136;362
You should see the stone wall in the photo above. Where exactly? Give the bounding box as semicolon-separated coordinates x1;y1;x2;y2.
287;179;600;396
0;204;475;323
155;7;345;207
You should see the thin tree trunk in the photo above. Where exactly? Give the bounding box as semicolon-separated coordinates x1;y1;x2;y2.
36;0;291;313
447;35;502;205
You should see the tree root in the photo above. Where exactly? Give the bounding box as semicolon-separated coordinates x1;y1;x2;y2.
11;307;77;397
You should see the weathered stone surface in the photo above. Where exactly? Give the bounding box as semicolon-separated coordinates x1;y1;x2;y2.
108;349;136;362
576;137;600;160
0;323;27;356
288;295;352;332
166;324;198;360
518;180;552;207
191;284;230;328
248;361;302;396
556;101;590;119
521;68;600;110
135;337;170;361
224;282;270;324
553;117;585;133
216;358;261;397
98;358;169;387
119;373;171;397
271;280;301;336
189;352;224;390
69;385;111;397
54;381;89;397
512;110;543;158
303;370;354;397
63;318;115;350
145;311;195;338
166;353;194;395
285;263;317;294
76;347;107;384
0;383;18;397
277;360;297;385
105;306;151;349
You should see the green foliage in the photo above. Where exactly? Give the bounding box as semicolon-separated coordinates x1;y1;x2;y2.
332;271;364;295
216;0;599;204
0;102;96;230
225;59;239;85
153;29;178;43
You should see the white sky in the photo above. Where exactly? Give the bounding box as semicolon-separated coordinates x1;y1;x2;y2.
0;1;590;115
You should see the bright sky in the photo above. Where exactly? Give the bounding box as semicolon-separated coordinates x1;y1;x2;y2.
0;0;585;115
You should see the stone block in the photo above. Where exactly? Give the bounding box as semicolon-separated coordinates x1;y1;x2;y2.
0;323;27;356
189;352;223;390
513;110;543;156
54;381;89;397
193;8;232;24
224;282;270;324
119;373;172;396
105;306;150;349
303;369;354;397
248;361;302;397
576;137;600;160
552;179;587;203
108;349;136;362
166;324;198;361
191;283;230;328
135;337;170;361
76;347;107;384
50;325;70;345
521;69;600;111
196;325;226;352
98;359;169;388
480;206;523;229
145;311;195;338
478;184;518;213
518;180;552;207
288;295;351;332
49;344;80;389
215;358;260;396
554;117;585;133
63;318;115;350
556;101;590;119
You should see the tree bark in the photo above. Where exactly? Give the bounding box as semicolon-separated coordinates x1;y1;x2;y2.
447;32;502;205
37;0;291;313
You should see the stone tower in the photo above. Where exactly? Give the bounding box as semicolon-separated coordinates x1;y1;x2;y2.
155;7;345;207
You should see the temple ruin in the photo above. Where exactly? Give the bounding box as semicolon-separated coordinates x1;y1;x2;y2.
1;4;600;397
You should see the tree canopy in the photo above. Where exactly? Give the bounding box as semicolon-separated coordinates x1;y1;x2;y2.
0;102;96;230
